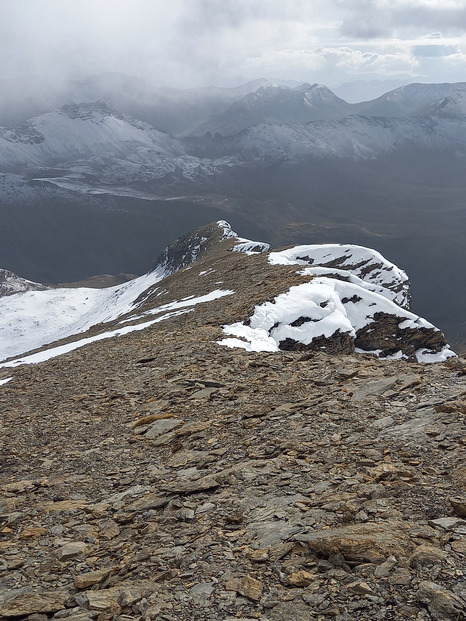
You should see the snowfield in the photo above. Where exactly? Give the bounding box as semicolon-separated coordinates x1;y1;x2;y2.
0;290;233;370
0;222;455;381
0;267;167;362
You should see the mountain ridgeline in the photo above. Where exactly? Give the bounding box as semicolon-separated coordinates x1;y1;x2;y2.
0;221;454;366
0;221;465;621
0;75;465;351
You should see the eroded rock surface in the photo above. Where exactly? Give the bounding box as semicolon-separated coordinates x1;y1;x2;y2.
0;329;465;620
0;225;464;620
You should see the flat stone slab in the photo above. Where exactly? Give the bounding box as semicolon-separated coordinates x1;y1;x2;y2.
294;521;415;564
145;418;184;438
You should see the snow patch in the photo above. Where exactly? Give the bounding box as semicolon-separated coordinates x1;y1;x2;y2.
0;266;167;362
1;289;234;369
218;277;454;363
120;289;234;323
217;220;271;254
269;244;410;308
0;310;190;369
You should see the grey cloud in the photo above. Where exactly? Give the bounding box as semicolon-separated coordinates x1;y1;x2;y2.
393;6;466;34
0;0;465;89
339;2;466;39
413;44;460;58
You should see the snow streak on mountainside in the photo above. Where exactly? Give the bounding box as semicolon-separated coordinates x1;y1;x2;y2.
0;222;454;369
0;221;268;363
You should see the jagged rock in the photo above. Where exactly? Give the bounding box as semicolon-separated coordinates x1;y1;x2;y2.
346;580;374;595
0;269;47;297
160;475;219;494
417;581;465;620
355;312;449;360
0;589;69;616
285;569;317;587
410;545;448;567
428;517;466;531
189;582;215;606
98;519;120;540
74;567;116;589
374;555;397;578
450;497;466;518
57;541;89;560
225;575;263;601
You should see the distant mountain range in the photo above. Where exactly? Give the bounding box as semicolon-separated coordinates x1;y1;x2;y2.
1;83;465;182
0;75;465;351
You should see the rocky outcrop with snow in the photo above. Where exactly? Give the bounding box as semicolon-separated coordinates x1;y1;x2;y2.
0;222;454;366
219;242;453;363
154;220;270;276
0;269;48;297
268;244;411;309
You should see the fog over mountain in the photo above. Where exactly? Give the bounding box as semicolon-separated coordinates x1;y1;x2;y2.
0;74;465;352
1;6;466;618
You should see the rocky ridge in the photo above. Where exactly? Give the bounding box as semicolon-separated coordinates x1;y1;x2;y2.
0;224;465;620
0;270;48;298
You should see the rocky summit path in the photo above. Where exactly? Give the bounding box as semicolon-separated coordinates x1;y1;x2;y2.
0;228;465;620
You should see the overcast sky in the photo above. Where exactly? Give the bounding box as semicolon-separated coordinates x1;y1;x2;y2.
1;0;465;88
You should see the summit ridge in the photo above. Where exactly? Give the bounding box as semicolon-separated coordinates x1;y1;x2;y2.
0;222;464;620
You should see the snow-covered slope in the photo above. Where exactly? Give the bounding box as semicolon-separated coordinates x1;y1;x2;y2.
356;82;465;117
418;86;466;119
189;83;352;136
219;242;454;363
0;222;454;367
217;113;466;161
0;103;179;167
0;221;268;362
0;103;233;187
0;266;167;361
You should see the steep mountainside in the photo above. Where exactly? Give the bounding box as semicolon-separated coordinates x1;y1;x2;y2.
1;82;466;353
0;269;48;297
354;82;466;117
189;83;352;136
0;222;454;366
0;223;465;621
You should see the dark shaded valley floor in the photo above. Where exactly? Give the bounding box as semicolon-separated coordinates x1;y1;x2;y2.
1;149;465;351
